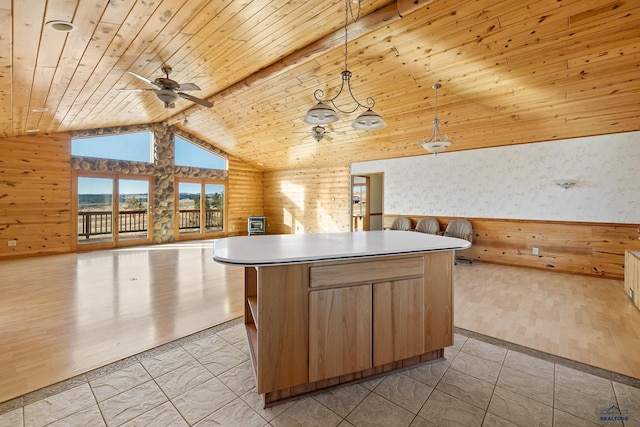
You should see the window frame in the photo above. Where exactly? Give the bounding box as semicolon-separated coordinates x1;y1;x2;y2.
174;177;227;240
71;131;154;163
72;171;154;251
174;135;228;170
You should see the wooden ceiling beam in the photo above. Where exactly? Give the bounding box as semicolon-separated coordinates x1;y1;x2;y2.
182;1;411;116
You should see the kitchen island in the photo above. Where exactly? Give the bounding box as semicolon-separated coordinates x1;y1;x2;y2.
213;230;470;406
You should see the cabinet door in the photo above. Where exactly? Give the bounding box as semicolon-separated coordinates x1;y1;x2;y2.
309;285;372;382
373;278;424;366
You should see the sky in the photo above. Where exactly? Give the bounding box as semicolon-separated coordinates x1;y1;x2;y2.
73;133;226;194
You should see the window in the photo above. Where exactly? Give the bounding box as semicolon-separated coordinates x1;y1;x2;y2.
76;175;152;246
77;177;114;243
72;132;153;162
175;136;226;170
176;179;225;238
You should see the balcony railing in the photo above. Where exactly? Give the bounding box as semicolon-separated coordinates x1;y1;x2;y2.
78;210;148;239
78;209;223;238
178;209;223;231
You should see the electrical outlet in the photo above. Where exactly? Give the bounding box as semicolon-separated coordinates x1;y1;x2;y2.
629;288;635;300
7;240;17;247
532;247;539;255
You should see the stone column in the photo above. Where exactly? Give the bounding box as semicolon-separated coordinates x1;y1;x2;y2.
152;123;175;243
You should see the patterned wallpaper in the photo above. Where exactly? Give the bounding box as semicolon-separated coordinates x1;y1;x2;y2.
351;131;640;223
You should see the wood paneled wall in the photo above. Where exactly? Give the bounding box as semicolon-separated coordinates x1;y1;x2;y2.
384;215;640;280
0;134;72;257
263;165;351;235
227;156;264;236
2;129;636;282
0;131;265;258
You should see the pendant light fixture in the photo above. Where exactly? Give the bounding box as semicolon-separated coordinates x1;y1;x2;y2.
420;83;452;154
303;0;386;130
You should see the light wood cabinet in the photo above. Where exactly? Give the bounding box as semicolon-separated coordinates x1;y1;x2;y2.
309;285;372;382
624;250;640;310
244;251;454;406
373;278;425;366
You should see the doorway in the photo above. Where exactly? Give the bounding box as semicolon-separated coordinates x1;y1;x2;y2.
351;173;383;231
74;174;152;249
175;179;226;240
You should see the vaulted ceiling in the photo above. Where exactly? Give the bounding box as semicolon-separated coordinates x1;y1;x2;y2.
3;0;640;170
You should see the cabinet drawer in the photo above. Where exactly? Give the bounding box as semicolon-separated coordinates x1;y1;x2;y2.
310;256;424;288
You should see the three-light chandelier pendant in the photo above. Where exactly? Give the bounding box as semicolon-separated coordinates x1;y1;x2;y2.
303;0;385;130
302;0;453;153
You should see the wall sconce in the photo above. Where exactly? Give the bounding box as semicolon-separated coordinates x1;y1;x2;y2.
555;180;577;189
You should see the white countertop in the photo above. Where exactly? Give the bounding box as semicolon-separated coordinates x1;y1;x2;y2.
212;230;471;266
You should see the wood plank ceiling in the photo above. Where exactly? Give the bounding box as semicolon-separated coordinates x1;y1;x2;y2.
3;0;639;171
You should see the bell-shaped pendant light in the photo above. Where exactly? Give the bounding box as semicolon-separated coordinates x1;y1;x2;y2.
303;102;339;125
352;108;386;130
420;83;452;154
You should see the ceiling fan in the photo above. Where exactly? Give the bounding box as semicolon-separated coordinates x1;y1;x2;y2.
119;65;213;109
299;125;346;142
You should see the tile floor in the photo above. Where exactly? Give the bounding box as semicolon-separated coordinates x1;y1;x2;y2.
1;318;639;427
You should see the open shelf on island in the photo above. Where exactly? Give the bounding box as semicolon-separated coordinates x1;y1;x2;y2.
245;322;258;377
247;296;258;328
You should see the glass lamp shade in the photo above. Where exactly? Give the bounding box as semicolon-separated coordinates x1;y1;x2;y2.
303;102;339;124
352;109;386;130
420;140;452;154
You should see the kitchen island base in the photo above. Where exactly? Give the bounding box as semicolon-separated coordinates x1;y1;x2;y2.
243;251;454;407
261;349;444;407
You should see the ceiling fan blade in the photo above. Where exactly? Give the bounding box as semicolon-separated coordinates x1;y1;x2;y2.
117;88;156;92
126;71;162;88
178;82;201;91
178;92;213;107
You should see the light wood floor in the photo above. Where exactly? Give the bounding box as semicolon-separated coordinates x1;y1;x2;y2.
454;261;640;380
1;242;639;404
0;241;244;404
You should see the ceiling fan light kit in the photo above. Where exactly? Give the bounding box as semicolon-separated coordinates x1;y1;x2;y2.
420;83;453;155
294;125;347;141
303;0;385;131
155;90;179;109
312;126;328;142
